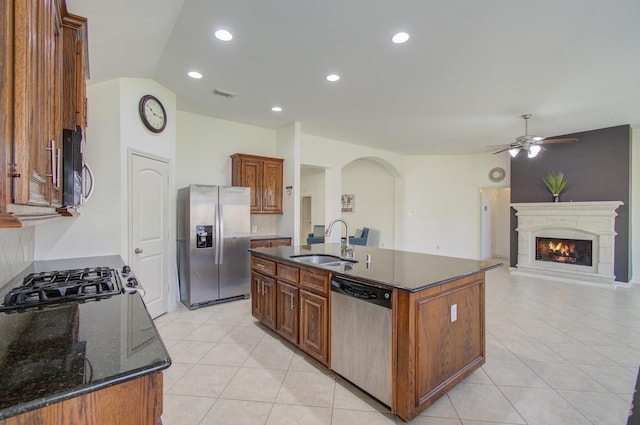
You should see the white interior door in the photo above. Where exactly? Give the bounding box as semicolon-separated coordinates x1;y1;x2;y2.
130;152;170;318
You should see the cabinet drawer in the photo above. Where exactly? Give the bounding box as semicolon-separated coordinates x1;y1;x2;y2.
300;268;329;295
251;240;271;249
252;257;276;276
270;238;291;247
277;263;299;284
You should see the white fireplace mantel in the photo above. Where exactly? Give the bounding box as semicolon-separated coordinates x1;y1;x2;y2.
511;201;623;286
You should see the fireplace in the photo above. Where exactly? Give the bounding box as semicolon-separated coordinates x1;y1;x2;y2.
535;237;592;266
510;201;623;286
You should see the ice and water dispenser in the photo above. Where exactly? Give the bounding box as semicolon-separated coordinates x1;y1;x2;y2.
196;225;213;248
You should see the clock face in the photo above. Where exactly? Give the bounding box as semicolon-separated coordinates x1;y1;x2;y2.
488;167;506;182
139;95;167;133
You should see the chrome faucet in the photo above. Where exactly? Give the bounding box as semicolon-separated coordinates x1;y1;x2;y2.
326;218;353;252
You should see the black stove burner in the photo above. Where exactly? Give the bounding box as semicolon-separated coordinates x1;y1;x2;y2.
1;267;124;313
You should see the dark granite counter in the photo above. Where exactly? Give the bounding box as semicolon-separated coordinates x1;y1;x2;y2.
0;255;171;420
250;243;502;292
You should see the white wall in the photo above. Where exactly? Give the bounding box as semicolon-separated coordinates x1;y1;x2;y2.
34;78;179;310
35;78;177;262
35;79;122;259
175;110;280;236
0;227;34;284
399;152;509;259
300;133;404;245
276;123;300;243
342;158;395;248
175;111;276;189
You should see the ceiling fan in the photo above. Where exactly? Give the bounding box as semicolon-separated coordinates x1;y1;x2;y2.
492;114;579;158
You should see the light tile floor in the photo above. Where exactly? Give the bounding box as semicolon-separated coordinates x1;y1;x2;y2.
156;265;639;424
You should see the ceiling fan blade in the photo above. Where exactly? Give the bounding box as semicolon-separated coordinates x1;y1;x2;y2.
540;138;579;145
493;146;515;154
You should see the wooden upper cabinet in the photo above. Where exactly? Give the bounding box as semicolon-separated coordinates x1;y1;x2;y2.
11;0;63;207
61;13;88;131
1;0;13;219
1;0;88;226
231;153;284;214
234;155;262;211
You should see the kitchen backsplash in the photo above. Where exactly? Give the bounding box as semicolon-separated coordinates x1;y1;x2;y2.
0;227;35;285
250;214;277;235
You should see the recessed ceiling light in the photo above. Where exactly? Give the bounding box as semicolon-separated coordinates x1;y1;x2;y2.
326;74;340;82
214;29;233;41
392;32;410;44
188;71;203;79
272;106;282;112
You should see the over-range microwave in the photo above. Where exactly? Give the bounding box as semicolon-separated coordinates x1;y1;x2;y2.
62;129;94;206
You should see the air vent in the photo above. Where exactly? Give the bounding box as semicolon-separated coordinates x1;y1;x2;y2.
211;88;237;98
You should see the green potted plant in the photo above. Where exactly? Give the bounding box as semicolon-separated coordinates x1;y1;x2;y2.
543;171;568;202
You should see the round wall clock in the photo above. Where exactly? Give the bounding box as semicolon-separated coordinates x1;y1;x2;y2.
139;95;167;133
488;167;506;182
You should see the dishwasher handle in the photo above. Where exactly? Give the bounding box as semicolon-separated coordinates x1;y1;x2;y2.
331;277;392;309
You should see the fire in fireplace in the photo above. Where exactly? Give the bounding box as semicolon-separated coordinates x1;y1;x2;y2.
536;237;593;266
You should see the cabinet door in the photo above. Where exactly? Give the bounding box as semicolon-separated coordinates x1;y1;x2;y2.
262;276;276;330
299;289;328;364
61;14;87;132
240;157;262;213
250;272;263;320
276;281;298;344
12;0;61;206
1;0;12;214
49;0;63;206
261;158;283;213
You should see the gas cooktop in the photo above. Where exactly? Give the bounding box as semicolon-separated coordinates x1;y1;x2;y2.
1;266;138;313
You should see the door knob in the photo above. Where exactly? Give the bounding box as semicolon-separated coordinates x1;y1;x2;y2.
134;248;143;254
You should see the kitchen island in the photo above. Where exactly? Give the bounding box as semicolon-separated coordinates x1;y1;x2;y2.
0;256;171;425
249;243;501;421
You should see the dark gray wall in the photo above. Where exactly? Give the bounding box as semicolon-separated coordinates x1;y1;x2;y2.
510;124;631;282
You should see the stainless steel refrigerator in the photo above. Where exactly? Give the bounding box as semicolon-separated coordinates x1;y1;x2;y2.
177;184;251;309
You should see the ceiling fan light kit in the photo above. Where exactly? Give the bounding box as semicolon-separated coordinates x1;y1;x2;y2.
493;114;579;158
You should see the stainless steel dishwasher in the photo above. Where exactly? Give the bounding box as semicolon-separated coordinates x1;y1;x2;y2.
331;276;393;407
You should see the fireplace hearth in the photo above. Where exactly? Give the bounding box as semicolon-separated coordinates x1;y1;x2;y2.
536;237;592;266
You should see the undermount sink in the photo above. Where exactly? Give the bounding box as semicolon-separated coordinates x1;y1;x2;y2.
290;254;358;266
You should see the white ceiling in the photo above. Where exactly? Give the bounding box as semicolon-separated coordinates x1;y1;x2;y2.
67;0;640;155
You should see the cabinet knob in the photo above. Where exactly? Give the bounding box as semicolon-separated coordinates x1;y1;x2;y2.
134;248;143;254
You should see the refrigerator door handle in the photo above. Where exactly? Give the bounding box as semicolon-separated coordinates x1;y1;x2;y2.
218;202;224;264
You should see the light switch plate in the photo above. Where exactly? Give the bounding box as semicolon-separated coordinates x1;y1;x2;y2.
451;304;457;322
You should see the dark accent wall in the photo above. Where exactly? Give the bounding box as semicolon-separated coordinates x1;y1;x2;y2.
510;124;631;282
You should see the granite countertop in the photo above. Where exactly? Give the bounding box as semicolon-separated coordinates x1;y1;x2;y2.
249;243;502;292
0;255;171;420
250;234;292;240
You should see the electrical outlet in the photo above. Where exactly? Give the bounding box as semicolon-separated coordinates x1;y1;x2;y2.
451;304;457;322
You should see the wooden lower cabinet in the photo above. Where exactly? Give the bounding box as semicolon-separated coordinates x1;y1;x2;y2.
250;253;486;422
251;271;276;330
276;280;298;344
394;274;485;421
299;289;328;364
0;372;163;425
251;254;330;366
